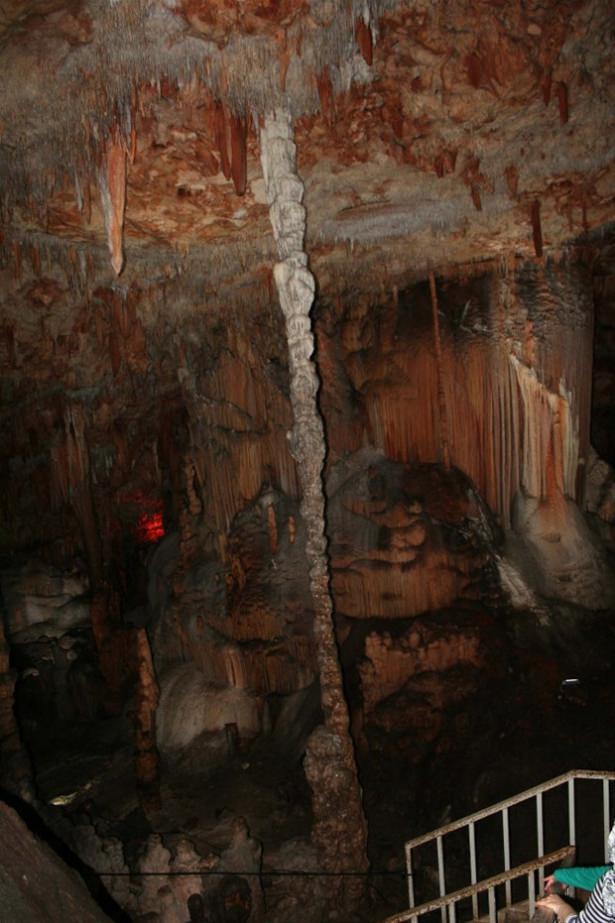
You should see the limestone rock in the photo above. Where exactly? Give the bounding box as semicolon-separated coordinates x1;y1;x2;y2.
156;663;264;753
0;799;113;923
1;561;89;643
328;455;498;619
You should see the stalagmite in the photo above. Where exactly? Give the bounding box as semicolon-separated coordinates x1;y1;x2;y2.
98;134;127;276
259;109;368;911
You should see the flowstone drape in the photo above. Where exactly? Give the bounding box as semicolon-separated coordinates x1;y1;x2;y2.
259;110;368;909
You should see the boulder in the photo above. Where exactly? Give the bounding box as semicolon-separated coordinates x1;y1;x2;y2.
0;798;113;923
156;663;263;753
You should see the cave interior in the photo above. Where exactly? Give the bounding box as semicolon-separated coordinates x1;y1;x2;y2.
0;1;614;921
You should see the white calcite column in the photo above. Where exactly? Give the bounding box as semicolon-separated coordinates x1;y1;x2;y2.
259;110;368;909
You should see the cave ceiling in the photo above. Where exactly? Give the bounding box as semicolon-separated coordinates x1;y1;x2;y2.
0;0;614;297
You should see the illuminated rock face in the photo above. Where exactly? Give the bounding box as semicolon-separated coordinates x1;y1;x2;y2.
319;258;614;609
328;454;498;620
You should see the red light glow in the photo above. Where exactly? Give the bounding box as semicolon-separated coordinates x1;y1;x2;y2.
135;511;165;544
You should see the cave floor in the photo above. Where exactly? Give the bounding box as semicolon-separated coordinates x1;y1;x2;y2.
20;603;615;922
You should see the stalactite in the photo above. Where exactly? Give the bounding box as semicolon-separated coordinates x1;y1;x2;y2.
505;165;518;198
509;355;579;501
316;69;334;125
428;272;451;470
74;171;84;213
129;124;137;164
557;81;569;124
50;407;143;715
134;628;161;813
266;502;278;554
355;17;373;66
531;199;543;257
230;113;247;196
30;243;41;276
83;176;92;225
275;28;291;91
12;241;22;281
259;109;368;912
98;134;127;276
52;405;104;588
214;101;232;180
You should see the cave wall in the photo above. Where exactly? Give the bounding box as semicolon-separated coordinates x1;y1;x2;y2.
1;246;613;763
0;238;614;921
318;255;595;527
0;253;318;805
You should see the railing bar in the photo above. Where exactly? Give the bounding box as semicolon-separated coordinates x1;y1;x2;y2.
536;792;544;895
528;869;536;917
437;835;446;923
502;807;511;906
469;821;478;919
448;901;456;923
380;844;576;922
405;842;414;909
568;778;576;846
488;886;496;923
604;779;611;862
403;771;615;851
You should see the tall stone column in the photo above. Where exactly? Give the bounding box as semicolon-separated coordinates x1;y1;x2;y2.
259;110;368;912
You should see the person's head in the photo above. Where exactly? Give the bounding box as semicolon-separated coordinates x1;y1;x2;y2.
187;892;205;923
217;874;251;923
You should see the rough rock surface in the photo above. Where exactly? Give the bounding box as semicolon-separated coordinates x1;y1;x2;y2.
0;1;613;290
0;800;113;923
156;662;264;752
0;2;614;921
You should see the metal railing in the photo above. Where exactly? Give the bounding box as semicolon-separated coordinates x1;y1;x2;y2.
382;769;615;923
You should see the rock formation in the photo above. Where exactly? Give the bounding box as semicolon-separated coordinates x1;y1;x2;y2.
0;1;614;921
260;108;369;909
0;799;114;923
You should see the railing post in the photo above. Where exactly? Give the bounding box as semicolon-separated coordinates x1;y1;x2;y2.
568;778;576;846
488;885;496;923
437;835;446;923
604;778;611;861
536;791;544;893
405;842;414;909
502;806;511;906
469;821;478;920
528;870;536;916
